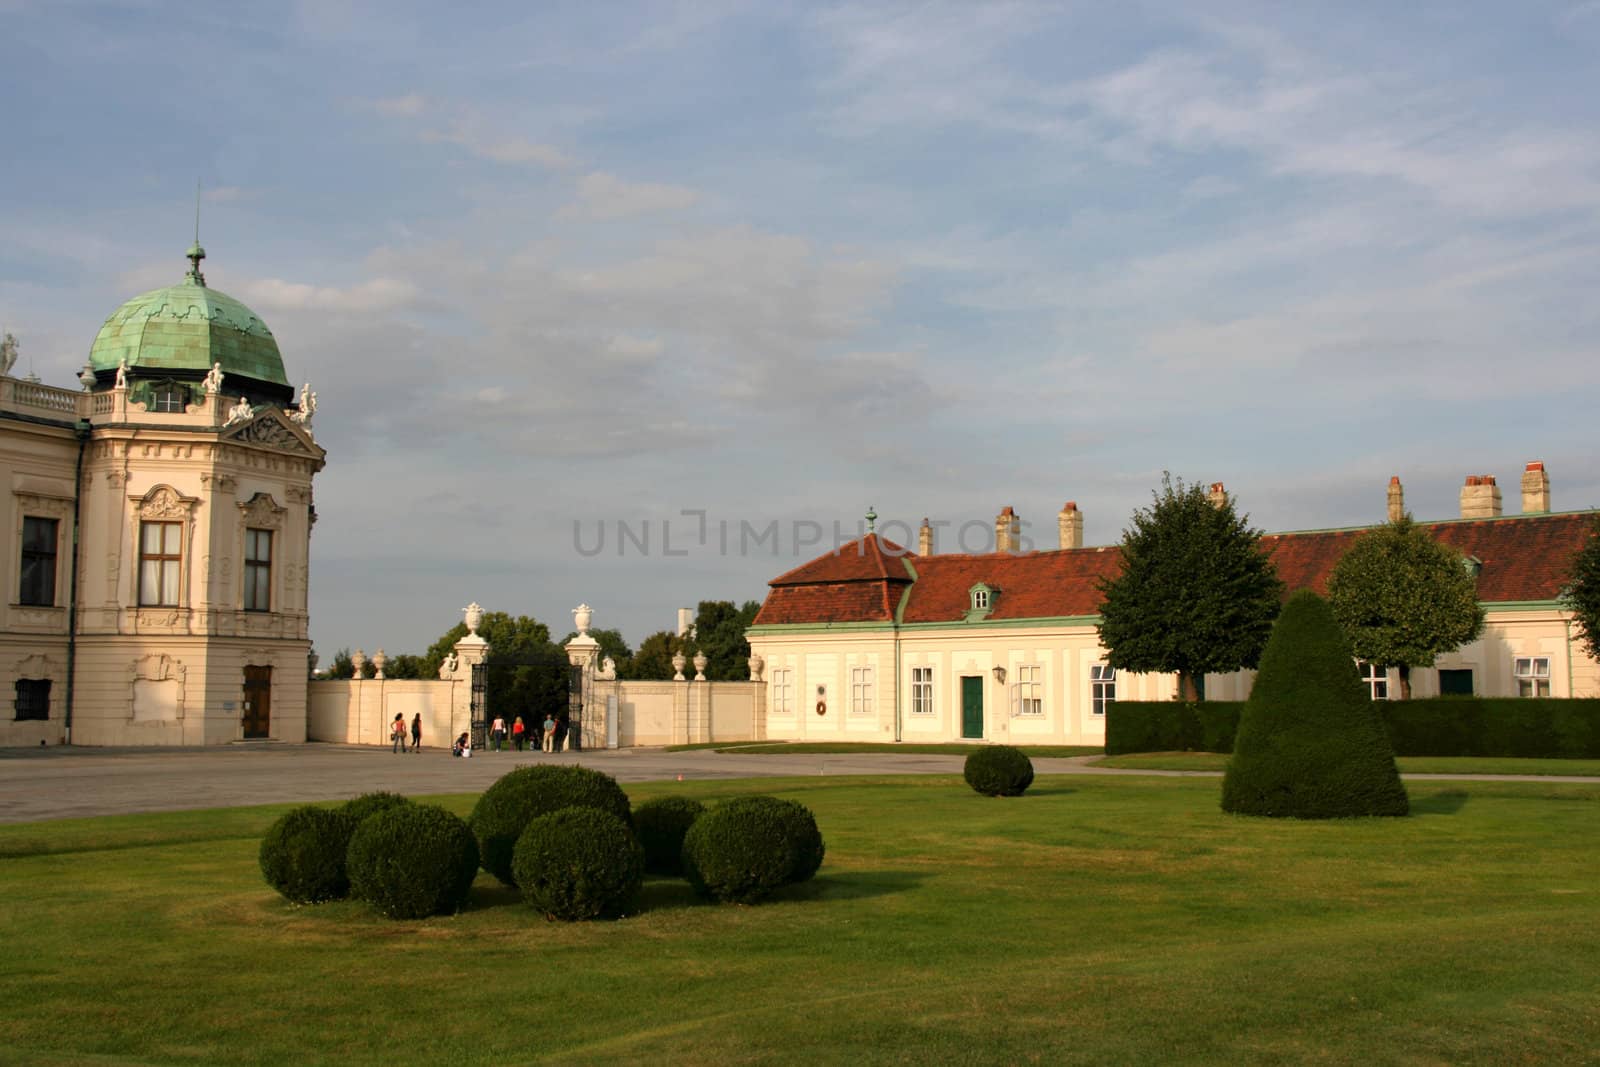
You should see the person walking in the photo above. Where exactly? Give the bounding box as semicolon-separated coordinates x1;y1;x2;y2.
410;713;422;754
542;713;557;753
512;716;526;751
391;713;406;753
490;715;507;752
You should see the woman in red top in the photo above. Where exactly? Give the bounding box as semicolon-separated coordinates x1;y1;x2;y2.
512;716;526;751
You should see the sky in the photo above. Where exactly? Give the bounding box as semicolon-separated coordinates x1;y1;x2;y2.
2;0;1598;658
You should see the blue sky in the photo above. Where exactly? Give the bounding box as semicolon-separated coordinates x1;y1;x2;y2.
3;0;1598;656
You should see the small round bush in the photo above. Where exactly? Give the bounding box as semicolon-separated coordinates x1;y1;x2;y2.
511;807;644;921
259;805;356;904
631;796;706;876
341;791;411;825
681;795;825;904
964;745;1035;797
347;803;480;919
717;795;825;883
469;765;632;886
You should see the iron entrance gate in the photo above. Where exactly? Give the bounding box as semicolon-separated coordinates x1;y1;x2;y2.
468;652;583;751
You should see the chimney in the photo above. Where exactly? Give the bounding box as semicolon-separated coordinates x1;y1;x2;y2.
1208;482;1227;509
918;517;934;556
1459;475;1503;519
1058;502;1083;550
994;506;1019;554
1387;476;1405;523
1521;462;1550;514
676;608;694;637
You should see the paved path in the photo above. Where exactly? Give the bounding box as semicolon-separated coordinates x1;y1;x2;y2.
1;744;1596;824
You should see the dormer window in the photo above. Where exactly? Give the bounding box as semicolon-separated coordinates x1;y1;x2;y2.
972;588;990;611
965;582;997;622
1462;555;1483;579
152;388;186;413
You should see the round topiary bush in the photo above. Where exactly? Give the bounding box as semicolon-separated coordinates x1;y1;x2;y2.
1222;590;1409;819
469;764;633;886
341;791;411;825
511;807;644;921
631;796;706;876
259;805;357;904
347;803;480;919
681;795;825;904
963;745;1035;797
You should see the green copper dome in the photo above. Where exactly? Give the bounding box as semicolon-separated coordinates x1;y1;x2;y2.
87;246;291;399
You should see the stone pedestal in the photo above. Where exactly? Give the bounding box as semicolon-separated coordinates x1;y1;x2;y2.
448;634;490;745
565;633;600;750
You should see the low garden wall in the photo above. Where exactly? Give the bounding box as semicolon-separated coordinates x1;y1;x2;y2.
1108;698;1600;758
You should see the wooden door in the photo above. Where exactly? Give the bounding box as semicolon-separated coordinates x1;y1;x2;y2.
960;676;984;739
243;666;272;739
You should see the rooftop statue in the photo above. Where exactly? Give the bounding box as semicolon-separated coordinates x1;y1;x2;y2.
0;332;17;378
224;395;254;426
204;362;225;394
288;383;316;428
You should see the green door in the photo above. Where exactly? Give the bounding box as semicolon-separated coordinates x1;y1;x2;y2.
961;676;984;739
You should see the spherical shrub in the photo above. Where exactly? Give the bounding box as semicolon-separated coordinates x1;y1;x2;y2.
341;791;411;825
347;803;480;919
631;796;706;876
682;795;826;904
259;805;356;904
717;795;825;883
963;745;1035;797
469;765;632;886
511;807;644;921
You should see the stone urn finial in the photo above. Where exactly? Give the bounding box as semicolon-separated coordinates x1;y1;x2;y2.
307;650;319;678
573;603;593;637
372;648;387;680
693;652;708;682
463;602;483;637
351;648;367;678
671;651;687;682
747;652;764;682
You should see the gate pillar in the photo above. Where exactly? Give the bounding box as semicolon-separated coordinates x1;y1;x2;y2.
564;605;601;751
447;605;492;749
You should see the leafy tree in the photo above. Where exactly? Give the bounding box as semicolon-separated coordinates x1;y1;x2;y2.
691;600;762;681
1222;590;1408;818
625;630;691;680
1326;516;1486;700
381;654;430;680
1096;474;1284;701
326;648;373;680
1561;513;1600;664
557;628;633;675
422;612;565;724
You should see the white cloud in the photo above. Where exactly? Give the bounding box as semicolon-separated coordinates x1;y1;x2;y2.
563;171;699;219
236;277;422;314
371;92;428;118
420;121;572;169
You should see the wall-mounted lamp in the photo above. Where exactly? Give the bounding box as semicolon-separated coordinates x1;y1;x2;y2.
992;665;1006;684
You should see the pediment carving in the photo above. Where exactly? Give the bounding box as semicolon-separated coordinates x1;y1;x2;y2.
239;492;286;529
223;412;318;456
135;485;196;520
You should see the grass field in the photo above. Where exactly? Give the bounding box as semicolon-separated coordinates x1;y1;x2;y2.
669;742;1106;757
1093;752;1600;776
3;774;1599;1064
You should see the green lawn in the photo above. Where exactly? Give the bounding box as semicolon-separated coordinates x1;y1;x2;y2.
1094;752;1600;776
4;775;1599;1064
672;741;1105;757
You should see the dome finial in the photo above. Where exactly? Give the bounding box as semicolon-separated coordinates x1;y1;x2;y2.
186;180;207;286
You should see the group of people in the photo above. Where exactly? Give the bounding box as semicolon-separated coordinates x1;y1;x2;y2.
487;713;562;753
390;713;422;753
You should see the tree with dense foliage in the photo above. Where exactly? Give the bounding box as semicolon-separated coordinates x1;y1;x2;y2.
557;627;633;675
379;654;430;680
1096;475;1284;700
1561;513;1600;664
690;600;762;680
1326;516;1486;700
1222;590;1408;818
422;612;564;722
624;629;692;680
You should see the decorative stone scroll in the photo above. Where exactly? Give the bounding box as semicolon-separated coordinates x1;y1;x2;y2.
136;485;196;521
238;492;286;529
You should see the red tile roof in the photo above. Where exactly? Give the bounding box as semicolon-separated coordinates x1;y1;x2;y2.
754;512;1596;627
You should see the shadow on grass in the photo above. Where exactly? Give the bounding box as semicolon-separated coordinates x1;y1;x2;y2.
1411;790;1470;816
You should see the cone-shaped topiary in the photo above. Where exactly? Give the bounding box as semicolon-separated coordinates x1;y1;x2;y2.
1222;590;1409;819
512;807;644;921
468;764;632;886
259;805;357;904
347;803;480;919
963;745;1035;796
631;796;706;876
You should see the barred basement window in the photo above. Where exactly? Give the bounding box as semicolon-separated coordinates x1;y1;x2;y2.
1090;664;1116;717
911;667;934;715
1013;664;1042;716
1513;657;1551;698
15;678;50;721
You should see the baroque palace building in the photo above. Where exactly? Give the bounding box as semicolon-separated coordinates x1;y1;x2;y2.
0;243;324;746
746;470;1597;747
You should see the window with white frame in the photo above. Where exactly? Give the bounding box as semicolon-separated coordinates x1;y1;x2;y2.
138;521;182;607
152;387;187;413
1012;664;1042;716
911;667;934;715
850;666;874;714
1359;661;1389;701
770;668;793;714
1513;657;1551;698
1090;664;1115;717
971;588;990;610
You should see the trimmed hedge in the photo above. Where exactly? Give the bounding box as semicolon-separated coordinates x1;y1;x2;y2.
468;765;633;886
347;803;480;919
682;795;826;904
963;745;1035;797
259;805;356;904
341;791;412;825
1109;698;1600;759
1222;591;1408;819
631;796;706;876
511;808;644;921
